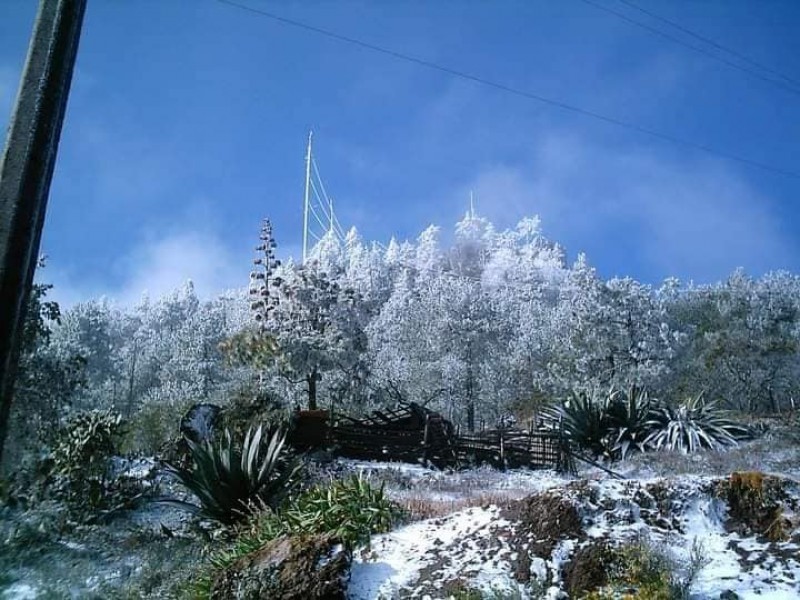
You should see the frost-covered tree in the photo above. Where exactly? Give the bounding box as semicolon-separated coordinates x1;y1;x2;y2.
546;256;681;395
6;282;86;463
266;263;365;410
670;270;800;412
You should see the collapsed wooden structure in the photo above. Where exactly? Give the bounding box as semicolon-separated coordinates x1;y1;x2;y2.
288;402;574;472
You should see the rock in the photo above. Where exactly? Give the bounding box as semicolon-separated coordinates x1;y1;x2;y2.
506;492;583;558
211;533;351;600
720;591;740;600
562;540;613;597
180;403;222;444
502;491;584;584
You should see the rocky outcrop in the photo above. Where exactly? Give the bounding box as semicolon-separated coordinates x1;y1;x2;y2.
211;533;351;600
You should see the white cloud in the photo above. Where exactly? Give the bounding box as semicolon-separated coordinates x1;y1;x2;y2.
462;132;794;282
114;230;244;305
45;228;246;308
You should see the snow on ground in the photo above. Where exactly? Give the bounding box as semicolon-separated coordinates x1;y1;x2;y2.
349;505;520;599
3;437;799;599
341;458;570;503
346;466;800;599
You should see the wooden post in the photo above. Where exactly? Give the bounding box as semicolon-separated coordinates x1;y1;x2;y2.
0;0;87;465
528;418;534;453
499;428;505;470
421;414;430;463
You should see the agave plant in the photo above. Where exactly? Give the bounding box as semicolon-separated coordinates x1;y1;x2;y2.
645;393;752;454
607;385;655;460
166;425;302;524
541;390;618;458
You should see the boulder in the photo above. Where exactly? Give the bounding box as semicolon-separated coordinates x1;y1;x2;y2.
180;403;222;444
211;533;351;600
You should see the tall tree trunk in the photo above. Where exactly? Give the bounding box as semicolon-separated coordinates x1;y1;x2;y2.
466;342;475;432
307;371;318;410
124;341;138;418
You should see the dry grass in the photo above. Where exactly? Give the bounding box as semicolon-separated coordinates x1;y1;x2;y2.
617;426;800;480
396;491;517;521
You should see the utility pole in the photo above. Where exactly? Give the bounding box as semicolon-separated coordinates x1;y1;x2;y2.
0;0;87;465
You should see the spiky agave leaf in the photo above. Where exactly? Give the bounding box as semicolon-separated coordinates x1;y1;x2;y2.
541;389;618;457
166;426;301;524
645;393;750;453
608;385;656;460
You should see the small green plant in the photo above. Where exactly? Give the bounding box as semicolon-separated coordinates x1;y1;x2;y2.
646;393;752;453
582;536;708;600
166;425;302;525
283;473;403;548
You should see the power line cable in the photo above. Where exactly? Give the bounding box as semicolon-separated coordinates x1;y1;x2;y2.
577;0;800;97
214;0;800;179
333;213;347;239
311;157;347;240
616;0;800;90
311;157;334;211
307;193;329;231
310;179;332;222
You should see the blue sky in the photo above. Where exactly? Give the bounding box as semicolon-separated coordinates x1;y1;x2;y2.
2;0;799;305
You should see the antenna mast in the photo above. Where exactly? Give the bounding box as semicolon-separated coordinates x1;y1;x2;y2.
302;131;313;264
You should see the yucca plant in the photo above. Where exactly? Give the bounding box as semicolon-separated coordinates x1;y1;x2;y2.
645;394;752;454
166;425;302;524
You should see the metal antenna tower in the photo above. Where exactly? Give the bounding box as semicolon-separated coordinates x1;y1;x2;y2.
301;132;348;264
302;131;312;264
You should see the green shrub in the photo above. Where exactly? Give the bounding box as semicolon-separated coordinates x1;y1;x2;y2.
166;425;302;525
123;399;194;456
646;393;752;453
219;386;290;442
189;474;404;599
583;537;707;600
48;409;126;511
282;474;402;548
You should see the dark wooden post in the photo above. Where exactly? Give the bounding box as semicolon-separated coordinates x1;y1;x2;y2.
0;0;87;465
499;428;505;470
421;414;430;463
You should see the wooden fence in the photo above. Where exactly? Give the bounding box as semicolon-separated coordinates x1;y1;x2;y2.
289;403;574;473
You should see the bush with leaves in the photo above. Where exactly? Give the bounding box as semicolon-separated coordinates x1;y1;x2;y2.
584;537;708;600
281;473;402;548
218;385;290;442
646;393;753;453
166;425;302;525
123;397;196;456
47;409;127;512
